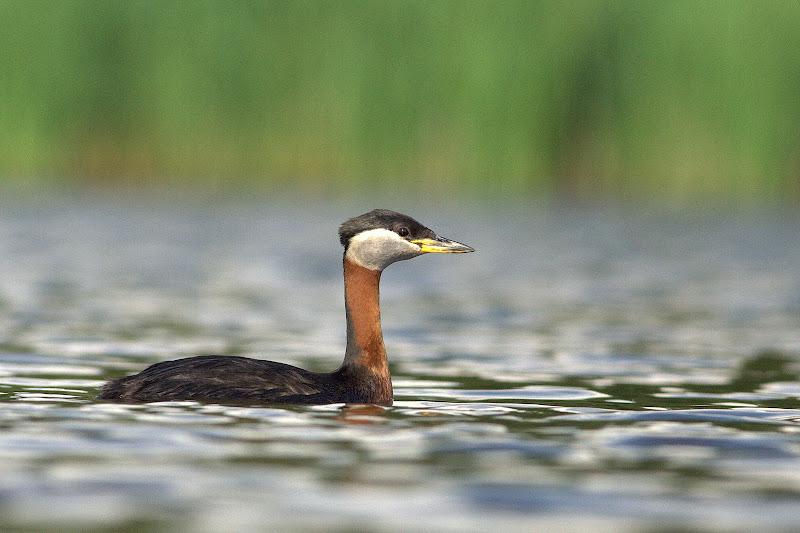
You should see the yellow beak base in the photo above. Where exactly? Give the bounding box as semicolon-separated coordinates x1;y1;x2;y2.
411;237;474;254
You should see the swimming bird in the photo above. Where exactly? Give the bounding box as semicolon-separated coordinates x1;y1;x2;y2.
98;209;473;405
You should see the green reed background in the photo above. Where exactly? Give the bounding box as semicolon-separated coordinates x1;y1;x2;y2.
2;1;799;203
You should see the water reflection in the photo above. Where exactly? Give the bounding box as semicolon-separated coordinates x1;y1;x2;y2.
0;201;799;531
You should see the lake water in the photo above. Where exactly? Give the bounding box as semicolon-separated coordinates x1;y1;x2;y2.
1;197;800;532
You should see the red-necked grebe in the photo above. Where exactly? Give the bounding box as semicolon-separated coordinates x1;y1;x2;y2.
98;209;473;405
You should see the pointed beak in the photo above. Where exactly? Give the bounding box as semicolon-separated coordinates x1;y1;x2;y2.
411;236;475;254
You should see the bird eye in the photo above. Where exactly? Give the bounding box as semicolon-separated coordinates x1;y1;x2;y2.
397;227;409;237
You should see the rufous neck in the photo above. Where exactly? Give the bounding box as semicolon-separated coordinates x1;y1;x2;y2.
342;257;388;375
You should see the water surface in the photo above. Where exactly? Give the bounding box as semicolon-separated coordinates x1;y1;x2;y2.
1;199;800;532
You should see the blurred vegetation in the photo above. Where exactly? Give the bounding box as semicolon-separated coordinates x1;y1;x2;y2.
1;1;800;203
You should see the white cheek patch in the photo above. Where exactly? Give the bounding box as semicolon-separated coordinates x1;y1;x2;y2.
345;228;422;271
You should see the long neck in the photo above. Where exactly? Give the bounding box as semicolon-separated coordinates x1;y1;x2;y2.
341;256;392;401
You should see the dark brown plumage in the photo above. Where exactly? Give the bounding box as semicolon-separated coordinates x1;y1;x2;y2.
98;355;386;404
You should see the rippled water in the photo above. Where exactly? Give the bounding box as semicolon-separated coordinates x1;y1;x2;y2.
1;197;800;532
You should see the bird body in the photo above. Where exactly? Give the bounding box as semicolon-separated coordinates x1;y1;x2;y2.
97;355;386;405
98;209;473;405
